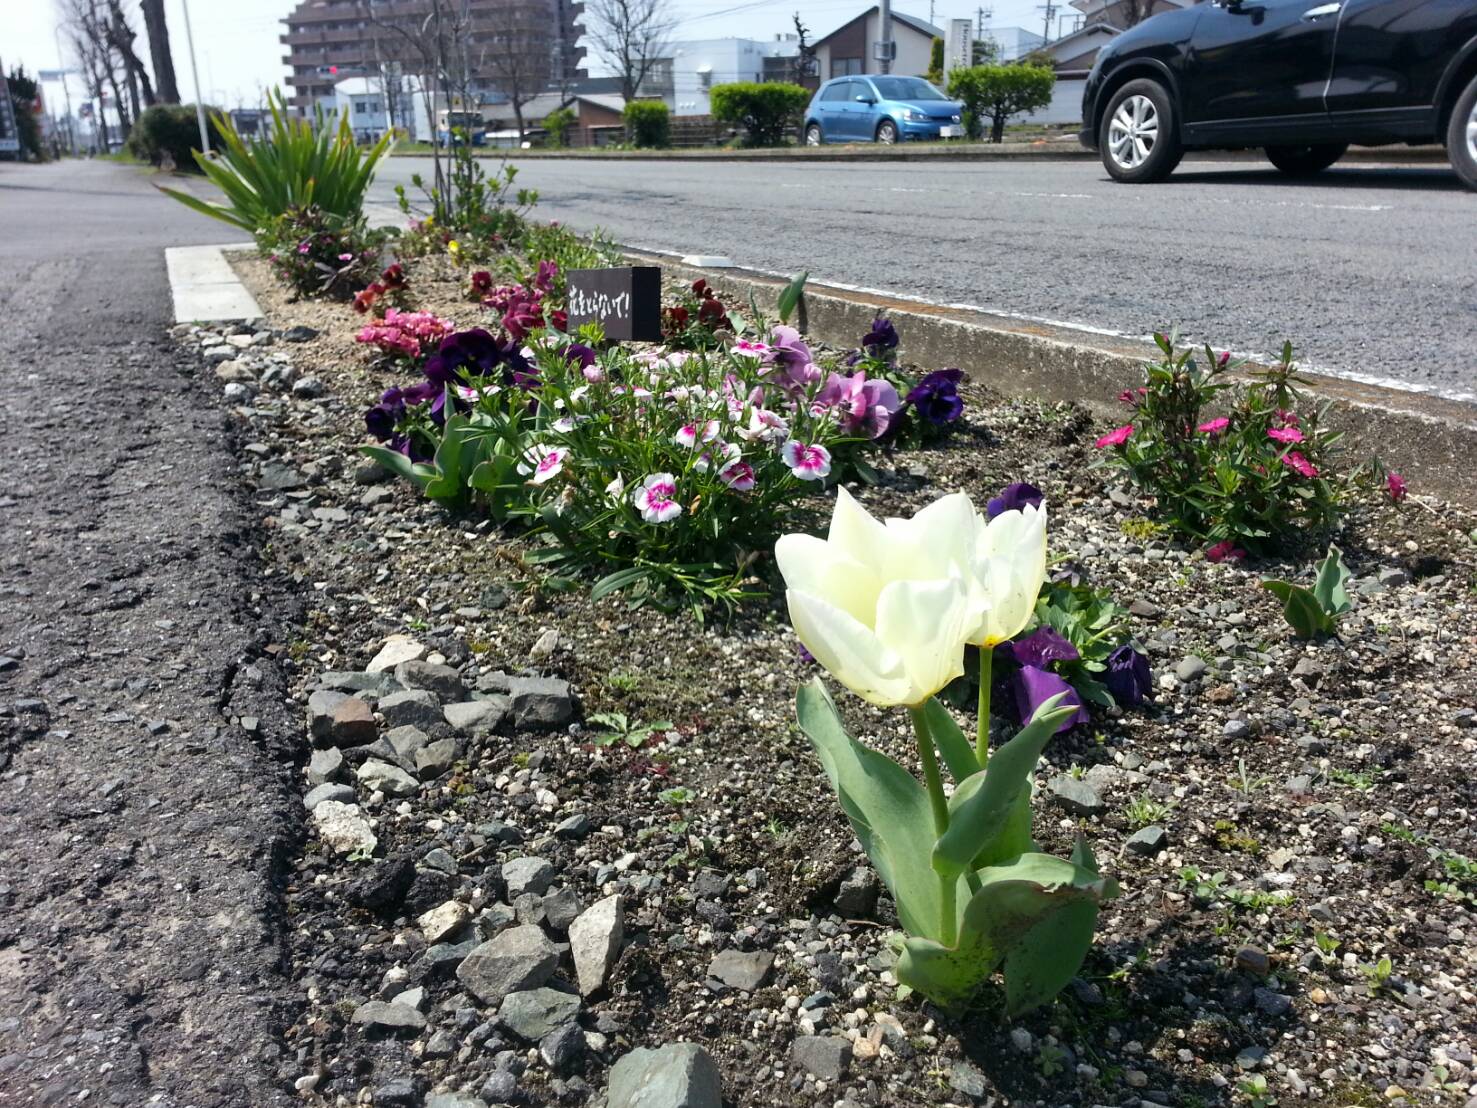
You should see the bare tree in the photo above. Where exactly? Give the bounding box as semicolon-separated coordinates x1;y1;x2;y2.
139;0;180;103
58;0;130;139
586;0;674;103
105;0;155;119
483;3;555;140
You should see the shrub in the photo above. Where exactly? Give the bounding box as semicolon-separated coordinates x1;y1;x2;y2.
125;104;223;169
256;206;386;299
542;106;575;148
946;63;1055;142
623;100;670;148
159;89;390;233
1094;334;1374;554
395;154;535;263
709;82;810;147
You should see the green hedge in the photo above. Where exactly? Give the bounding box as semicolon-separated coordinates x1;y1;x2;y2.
709;82;810;147
126;104;223;169
623;100;670;148
946;64;1055;143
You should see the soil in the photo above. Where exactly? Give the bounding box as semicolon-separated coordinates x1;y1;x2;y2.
170;249;1477;1108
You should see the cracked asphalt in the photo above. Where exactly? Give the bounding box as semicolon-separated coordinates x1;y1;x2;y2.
374;155;1477;398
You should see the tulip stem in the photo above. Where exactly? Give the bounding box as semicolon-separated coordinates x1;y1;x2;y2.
975;647;994;768
909;705;957;948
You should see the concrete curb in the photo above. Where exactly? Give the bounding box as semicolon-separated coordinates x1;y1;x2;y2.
165;242;262;324
626;247;1477;507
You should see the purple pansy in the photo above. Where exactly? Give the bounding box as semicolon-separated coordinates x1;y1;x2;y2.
905;368;965;427
1006;626;1080;670
1103;644;1153;708
862;316;899;352
1012;665;1090;734
987;481;1045;520
424;328;535;389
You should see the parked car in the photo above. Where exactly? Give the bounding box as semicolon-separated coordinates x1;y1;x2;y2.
1079;0;1477;189
804;76;965;145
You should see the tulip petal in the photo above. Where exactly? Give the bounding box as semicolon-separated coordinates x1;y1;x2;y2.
788;590;912;707
775;533;882;627
873;577;969;705
886;492;978;580
828;486;895;577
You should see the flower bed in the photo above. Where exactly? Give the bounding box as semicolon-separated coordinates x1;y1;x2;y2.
194;247;1477;1108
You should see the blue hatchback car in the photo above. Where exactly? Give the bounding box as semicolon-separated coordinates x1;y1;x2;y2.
804;76;965;145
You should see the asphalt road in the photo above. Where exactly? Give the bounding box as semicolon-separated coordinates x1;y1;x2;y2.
373;155;1477;398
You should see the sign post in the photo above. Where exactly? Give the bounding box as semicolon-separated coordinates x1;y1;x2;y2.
0;55;21;155
944;19;974;83
566;267;663;343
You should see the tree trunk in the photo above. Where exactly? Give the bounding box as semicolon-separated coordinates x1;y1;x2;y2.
140;0;180;103
990;112;1005;144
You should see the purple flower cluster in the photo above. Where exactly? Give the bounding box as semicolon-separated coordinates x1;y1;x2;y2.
905;369;965;428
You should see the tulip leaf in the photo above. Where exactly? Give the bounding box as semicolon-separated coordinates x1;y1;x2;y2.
777;270;808;325
932;695;1077;880
359;444;434;491
896;852;1116;1015
796;679;945;941
1261;580;1334;638
1311;545;1352;616
920;697;979;784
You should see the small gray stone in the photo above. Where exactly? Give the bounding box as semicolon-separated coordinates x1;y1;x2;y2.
1377;566;1409;587
291;375;326;398
503;856;556;898
351;1000;426;1032
1236;946;1272;976
328;696;378;747
479;1071;518;1104
387;725;431;766
307;689;350;740
497;987;582;1042
357;759;420;798
1254;988;1293;1017
307;746;346;786
1175;656;1208;683
707;948;774;991
570;894;624;996
792;1035;851;1082
607;1043;723;1108
304;782;355;808
1222;719;1252;740
834;866;880;918
318;671;403;697
1129;598;1163;619
1047;775;1105;818
379;688;443;730
456;925;558;1005
280;324;319;343
1126;826;1167;856
555;813;591;840
368;636;428;675
543;887;583;932
258;463;302;491
444;698;508;736
948;1061;988;1099
507;676;574;729
425;1090;480;1107
539;1021;586;1073
395;659;468;702
414;738;460;780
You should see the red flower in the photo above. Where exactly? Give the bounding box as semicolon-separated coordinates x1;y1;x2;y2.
697;296;728;328
1094;424;1134;449
353;283;385;314
1206;540;1247;564
1386;472;1407;502
1282;451;1319;478
549;309;568;333
379;263;406;290
1267;426;1305;444
470;270;494;295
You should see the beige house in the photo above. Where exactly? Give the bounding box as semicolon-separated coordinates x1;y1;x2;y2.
811;7;943;82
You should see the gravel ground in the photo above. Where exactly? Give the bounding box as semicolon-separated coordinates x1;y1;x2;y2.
171;251;1477;1108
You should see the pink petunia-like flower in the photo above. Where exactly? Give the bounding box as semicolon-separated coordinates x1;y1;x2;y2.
674;420;721;449
1282;451;1319;478
733;339;771;358
633;473;682;523
1206;540;1247;564
1267;426;1305;445
1094;424;1134;449
1197;417;1230;435
518;444;568;485
814;370;903;439
718;458;756;492
1386;472;1407;502
782;440;832;482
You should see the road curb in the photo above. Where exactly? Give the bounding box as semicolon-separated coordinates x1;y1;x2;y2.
628;248;1477;507
165;242;262;323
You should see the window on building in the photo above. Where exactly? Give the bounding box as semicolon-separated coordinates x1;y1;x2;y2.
831;57;864;77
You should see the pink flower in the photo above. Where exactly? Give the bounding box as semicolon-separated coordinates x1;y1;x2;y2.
1094;424;1134;449
782;440;832;482
1197;418;1230;435
814;370;902;439
582;364;605;383
718;458;756;492
518;445;568;485
1275;409;1300;427
739;408;789;444
338;252;354;262
1206;540;1247;564
1282;451;1319;478
674;420;721;449
1386;472;1407;502
733;339;771;358
1267;426;1304;445
633;473;682;523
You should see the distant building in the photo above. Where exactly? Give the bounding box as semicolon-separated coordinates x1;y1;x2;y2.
642;36;802;116
811;6;942;82
328;75;431;142
987;26;1045;62
280;0;587;115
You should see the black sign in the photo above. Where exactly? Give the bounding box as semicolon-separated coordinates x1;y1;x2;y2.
566;266;663;342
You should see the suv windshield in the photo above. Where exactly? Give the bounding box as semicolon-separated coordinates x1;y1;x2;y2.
869;77;946;102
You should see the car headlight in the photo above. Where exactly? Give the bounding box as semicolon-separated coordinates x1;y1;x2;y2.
952;114;961;123
902;109;926;121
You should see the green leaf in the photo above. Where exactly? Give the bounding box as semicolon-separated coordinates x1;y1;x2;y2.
921;698;978;784
1311;545;1352;616
1262;580;1334;638
776;271;808;324
796;679;945;941
360;444;433;490
592;566;650;600
933;695;1078;879
895;852;1116;1015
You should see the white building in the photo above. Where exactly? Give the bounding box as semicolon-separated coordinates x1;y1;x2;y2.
645;37;802;117
329;76;430;143
987;26;1046;62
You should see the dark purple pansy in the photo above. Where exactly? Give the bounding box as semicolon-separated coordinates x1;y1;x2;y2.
1103;644;1153;708
1012;665;1090;734
561;343;598;370
861;316;899;352
1007;626;1079;670
423;328;534;389
987;481;1045;520
905;368;965;427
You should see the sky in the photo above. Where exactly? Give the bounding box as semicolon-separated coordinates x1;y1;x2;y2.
5;0;1053;115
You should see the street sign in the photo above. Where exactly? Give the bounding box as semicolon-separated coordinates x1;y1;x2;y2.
0;55;20;153
944;19;974;80
566;267;663;342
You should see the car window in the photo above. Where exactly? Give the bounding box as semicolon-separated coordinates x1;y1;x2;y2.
820;81;849;103
852;80;877;101
870;77;947;101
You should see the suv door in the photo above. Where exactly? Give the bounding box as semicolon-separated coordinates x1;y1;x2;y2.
1325;0;1472;134
1183;0;1341;141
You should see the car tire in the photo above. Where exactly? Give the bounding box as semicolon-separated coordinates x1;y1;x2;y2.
805;123;823;146
876;119;898;145
1446;72;1477;191
1099;79;1183;183
1265;143;1347;176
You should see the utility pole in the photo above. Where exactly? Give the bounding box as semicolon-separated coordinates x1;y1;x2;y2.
879;0;893;74
1039;0;1058;43
52;26;77;155
180;0;210;155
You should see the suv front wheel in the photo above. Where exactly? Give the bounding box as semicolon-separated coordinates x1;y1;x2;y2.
1100;78;1183;183
1447;71;1477;191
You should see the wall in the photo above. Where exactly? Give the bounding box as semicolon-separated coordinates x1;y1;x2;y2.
816;15;935;80
1017;77;1087;125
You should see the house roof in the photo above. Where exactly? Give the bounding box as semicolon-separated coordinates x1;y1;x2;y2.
1068;0;1189;13
1040;20;1121;58
573;93;627;114
815;6;943;47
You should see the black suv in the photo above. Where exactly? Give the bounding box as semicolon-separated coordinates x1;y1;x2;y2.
1079;0;1477;188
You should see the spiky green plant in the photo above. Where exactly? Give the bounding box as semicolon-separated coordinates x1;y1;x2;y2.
159;89;391;233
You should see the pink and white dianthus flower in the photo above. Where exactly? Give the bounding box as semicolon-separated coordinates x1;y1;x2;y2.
675;420;721;449
718;457;756;492
518;444;569;485
782;440;832;482
633;473;682;523
739;408;789;445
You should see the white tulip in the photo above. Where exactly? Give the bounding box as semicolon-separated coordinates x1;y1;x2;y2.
962;502;1048;647
776;487;973;707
